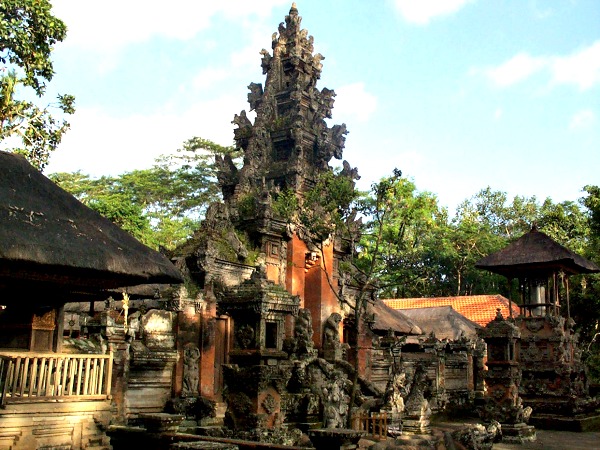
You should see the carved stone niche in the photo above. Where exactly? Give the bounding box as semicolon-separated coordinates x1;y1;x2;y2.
216;269;299;366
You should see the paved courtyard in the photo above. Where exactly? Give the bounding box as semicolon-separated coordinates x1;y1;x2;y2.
358;420;600;449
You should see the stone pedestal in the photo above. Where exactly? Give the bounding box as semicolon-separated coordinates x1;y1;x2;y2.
128;343;178;419
222;363;291;431
501;422;537;444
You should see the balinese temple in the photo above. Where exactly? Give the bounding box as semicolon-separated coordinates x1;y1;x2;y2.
476;225;600;430
0;6;512;448
172;2;423;433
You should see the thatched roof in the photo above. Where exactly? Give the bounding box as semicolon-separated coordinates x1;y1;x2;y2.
476;226;600;277
399;306;481;340
0;151;183;299
369;300;423;336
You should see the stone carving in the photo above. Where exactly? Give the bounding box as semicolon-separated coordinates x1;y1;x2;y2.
262;393;277;415
247;82;264;111
182;344;200;397
330;123;347;155
340;160;360;183
389;372;407;418
451;421;501;450
319;87;335;119
260;49;272;74
323;313;341;346
293;308;315;358
402;365;432;434
322;377;349;429
235;324;255;349
322;312;342;361
477;311;536;443
232;110;252;128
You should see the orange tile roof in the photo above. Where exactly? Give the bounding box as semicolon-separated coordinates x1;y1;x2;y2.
382;295;519;327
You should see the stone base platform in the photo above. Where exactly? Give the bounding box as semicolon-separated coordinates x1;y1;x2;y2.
530;412;600;432
501;423;536;444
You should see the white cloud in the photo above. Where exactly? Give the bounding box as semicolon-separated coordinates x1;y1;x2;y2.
45;95;244;177
51;0;288;52
551;41;600;90
481;41;600;90
192;68;231;90
568;109;595;131
485;53;547;87
494;108;503;120
393;0;474;25
331;83;377;123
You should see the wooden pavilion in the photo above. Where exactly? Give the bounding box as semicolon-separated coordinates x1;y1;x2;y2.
0;151;183;449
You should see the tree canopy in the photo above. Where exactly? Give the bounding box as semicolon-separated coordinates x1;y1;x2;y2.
51;137;240;250
0;0;74;169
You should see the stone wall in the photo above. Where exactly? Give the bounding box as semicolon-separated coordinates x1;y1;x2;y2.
0;400;111;449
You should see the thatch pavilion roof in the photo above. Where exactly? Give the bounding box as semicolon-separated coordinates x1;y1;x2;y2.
369;300;423;336
399;306;481;341
476;225;600;277
0;151;183;301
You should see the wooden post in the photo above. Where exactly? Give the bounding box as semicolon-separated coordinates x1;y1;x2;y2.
508;278;513;318
566;277;571;320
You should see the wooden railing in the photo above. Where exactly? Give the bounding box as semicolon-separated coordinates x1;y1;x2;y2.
353;411;388;440
0;351;112;406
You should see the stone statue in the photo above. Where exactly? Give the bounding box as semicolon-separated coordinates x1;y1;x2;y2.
319;87;335;119
323;313;342;361
340;160;360;183
182;344;201;397
247;82;264;111
232;110;252;128
260;48;272;74
322;377;349;429
403;365;432;434
294;308;315;358
390;372;407;418
235;324;255;349
323;313;341;347
330;123;347;156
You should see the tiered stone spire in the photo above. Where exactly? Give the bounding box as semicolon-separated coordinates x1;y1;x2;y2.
218;3;349;203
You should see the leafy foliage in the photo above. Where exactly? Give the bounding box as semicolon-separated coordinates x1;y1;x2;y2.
0;0;75;169
51;137;240;250
272;188;298;221
358;177;446;298
299;168;359;241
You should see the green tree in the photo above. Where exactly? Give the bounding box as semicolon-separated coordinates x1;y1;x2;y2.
0;0;75;169
51;137;239;250
569;185;600;381
358;177;446;298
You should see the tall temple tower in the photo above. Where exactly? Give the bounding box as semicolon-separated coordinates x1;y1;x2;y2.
218;3;349;202
213;3;359;351
176;4;361;404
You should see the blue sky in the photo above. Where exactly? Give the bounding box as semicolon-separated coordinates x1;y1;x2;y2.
40;0;599;213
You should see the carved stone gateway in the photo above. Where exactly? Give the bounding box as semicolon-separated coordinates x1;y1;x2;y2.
216;269;299;366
